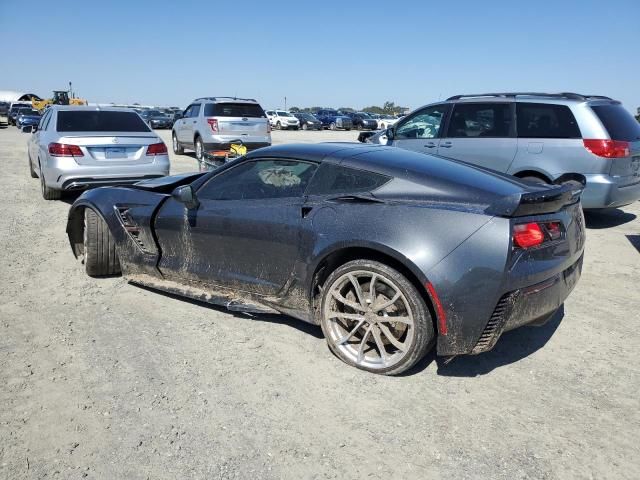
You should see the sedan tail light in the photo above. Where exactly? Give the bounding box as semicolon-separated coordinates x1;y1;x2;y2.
512;221;563;249
48;143;83;157
583;139;630;158
207;118;218;133
146;142;167;155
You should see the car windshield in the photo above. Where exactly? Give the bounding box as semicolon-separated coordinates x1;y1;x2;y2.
204;103;265;118
57;111;151;132
302;114;316;120
276;111;292;117
21;109;39;116
325;110;339;115
147;110;163;116
358;113;371;118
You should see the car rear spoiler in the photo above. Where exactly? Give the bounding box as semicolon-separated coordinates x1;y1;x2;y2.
487;182;583;217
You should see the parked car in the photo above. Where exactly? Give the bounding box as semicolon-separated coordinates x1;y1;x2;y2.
16;109;41;128
172;97;271;161
66;142;584;375
25;106;170;200
345;112;378;130
362;92;640;210
139;109;172;129
8;103;33;126
314;109;353;130
377;115;399;130
0;101;9;126
265;110;300;130
293;112;322;130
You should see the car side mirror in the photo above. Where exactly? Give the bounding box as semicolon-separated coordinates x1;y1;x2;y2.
21;125;34;133
172;185;199;209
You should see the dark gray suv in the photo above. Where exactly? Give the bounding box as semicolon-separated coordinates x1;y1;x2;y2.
363;92;640;209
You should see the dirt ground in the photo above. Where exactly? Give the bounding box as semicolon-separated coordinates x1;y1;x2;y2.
1;125;639;480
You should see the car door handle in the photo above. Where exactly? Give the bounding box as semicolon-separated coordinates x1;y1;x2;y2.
192;121;196;124
424;142;437;148
440;142;452;148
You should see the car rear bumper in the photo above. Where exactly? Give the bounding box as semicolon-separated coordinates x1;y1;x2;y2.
203;141;270;152
581;173;640;209
43;156;170;190
470;254;583;354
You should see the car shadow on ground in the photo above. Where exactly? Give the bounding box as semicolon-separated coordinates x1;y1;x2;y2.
626;235;640;254
132;283;324;339
401;306;565;377
584;208;636;229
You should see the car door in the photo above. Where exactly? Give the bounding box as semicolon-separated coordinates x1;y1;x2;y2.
32;109;53;169
154;158;318;296
392;104;450;153
184;104;201;145
175;105;192;143
437;102;517;173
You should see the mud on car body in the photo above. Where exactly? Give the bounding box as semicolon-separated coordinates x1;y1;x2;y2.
66;143;585;375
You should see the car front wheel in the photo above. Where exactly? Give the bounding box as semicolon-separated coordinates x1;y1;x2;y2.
320;259;434;375
83;208;121;277
172;132;184;154
195;136;204;160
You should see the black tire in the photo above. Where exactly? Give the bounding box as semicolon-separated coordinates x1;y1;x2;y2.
83;208;121;277
172;132;184;154
28;152;37;178
330;122;336;131
39;162;61;200
302;123;308;131
319;259;434;375
195;136;204;161
276;121;282;130
520;175;548;184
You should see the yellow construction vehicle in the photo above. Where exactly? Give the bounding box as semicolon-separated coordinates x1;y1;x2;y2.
32;90;87;112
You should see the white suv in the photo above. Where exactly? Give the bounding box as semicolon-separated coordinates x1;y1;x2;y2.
265;110;300;130
172;97;271;160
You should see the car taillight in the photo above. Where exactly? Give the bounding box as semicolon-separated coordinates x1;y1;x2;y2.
583;139;630;158
512;221;563;249
146;142;167;155
48;143;83;157
207;118;218;133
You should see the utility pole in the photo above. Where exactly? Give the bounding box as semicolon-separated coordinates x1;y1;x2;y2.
284;96;287;111
69;81;73;98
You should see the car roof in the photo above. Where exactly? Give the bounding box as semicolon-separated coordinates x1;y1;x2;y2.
49;105;137;113
244;142;382;163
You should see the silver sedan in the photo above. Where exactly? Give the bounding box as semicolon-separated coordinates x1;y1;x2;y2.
25;106;170;200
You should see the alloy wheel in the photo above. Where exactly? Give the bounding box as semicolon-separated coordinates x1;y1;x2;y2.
323;270;415;370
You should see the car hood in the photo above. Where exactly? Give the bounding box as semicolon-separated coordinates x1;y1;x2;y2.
131;172;205;193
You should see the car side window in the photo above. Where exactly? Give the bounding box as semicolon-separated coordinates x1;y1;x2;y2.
306;163;391;195
190;104;201;118
182;105;193;118
395;105;448;139
516;103;581;138
198;159;318;201
39;110;51;130
446;103;513;138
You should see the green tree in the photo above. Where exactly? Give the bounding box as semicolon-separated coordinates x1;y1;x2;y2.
289;106;300;113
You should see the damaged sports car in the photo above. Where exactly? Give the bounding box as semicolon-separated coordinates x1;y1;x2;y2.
66;143;585;375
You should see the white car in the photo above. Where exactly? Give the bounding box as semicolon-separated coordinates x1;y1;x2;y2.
265;110;300;130
377;115;400;130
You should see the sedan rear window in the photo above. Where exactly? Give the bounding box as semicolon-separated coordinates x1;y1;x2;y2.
57;111;150;132
204;103;265;118
591;104;640;142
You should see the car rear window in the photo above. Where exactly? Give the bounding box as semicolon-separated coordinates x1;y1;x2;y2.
516;103;581;138
204;103;265;118
591;104;640;142
57;111;150;132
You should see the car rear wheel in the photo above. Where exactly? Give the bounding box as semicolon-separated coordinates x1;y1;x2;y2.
172;132;184;154
520;175;548;184
28;152;37;178
302;123;308;131
330;122;336;131
195;136;204;160
320;259;434;375
83;208;121;277
39;163;61;200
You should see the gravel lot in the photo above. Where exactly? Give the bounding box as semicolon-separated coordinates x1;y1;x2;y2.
1;125;639;480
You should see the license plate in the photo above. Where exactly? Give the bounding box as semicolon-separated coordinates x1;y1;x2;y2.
105;147;126;159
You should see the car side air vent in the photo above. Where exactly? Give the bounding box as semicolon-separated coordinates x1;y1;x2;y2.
115;206;148;253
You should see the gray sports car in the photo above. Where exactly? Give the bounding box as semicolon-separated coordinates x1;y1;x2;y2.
66;143;585;375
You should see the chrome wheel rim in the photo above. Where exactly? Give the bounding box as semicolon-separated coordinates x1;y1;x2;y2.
172;134;177;152
323;270;415;370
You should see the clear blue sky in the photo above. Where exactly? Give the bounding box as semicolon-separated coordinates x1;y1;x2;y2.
1;0;638;113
